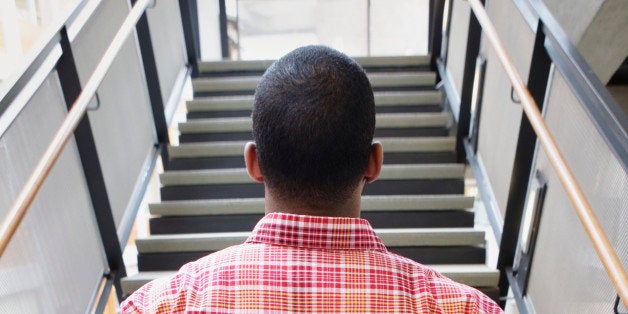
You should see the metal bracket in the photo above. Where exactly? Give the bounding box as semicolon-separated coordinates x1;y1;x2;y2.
87;92;101;111
511;86;522;104
616;295;627;314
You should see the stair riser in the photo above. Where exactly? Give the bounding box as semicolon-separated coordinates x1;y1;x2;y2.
149;211;474;234
165;152;457;170
150;214;263;234
137;246;485;272
186;105;443;120
160;180;464;201
178;128;449;143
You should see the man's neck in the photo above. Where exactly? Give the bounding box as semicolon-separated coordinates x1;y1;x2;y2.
263;187;362;218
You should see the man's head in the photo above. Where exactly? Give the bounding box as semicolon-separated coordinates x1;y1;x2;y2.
247;45;380;213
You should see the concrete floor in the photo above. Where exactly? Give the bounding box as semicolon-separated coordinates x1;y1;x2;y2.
200;0;429;61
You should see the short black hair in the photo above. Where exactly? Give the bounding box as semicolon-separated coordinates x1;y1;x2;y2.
252;45;375;210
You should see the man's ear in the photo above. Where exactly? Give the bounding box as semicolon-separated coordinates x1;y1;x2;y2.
244;142;264;183
364;141;383;183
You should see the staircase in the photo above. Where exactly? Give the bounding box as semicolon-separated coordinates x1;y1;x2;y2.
121;55;500;301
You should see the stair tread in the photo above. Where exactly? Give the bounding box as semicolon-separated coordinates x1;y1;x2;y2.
178;112;449;134
192;72;436;93
186;91;442;112
197;55;431;73
136;228;485;253
149;195;475;216
159;163;465;186
168;137;456;159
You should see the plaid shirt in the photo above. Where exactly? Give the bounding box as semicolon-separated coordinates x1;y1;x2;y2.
122;213;502;313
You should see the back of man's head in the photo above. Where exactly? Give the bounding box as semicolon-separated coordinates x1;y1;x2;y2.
252;45;375;211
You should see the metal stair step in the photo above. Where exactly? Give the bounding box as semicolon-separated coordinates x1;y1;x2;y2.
165;137;457;170
165;151;457;170
430;264;500;288
178;112;450;134
121;263;497;297
149;210;475;234
148;195;476;233
149;195;474;216
178;112;451;142
191;72;436;94
159;164;465;187
138;246;485;271
352;55;431;68
187;91;441;112
135;228;485;253
159;164;465;200
197;55;431;74
168;137;456;159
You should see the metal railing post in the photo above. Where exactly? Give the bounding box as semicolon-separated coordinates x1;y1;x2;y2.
496;20;552;304
56;27;127;301
130;0;169;147
428;0;445;72
455;0;485;162
218;0;229;59
179;0;201;76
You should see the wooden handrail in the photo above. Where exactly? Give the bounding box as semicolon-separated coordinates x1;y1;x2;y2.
0;0;152;256
466;0;628;308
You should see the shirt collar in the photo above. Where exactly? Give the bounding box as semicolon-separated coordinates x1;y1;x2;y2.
246;212;387;252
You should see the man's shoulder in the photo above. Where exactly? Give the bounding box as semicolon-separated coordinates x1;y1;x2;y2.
382;251;502;313
120;244;249;313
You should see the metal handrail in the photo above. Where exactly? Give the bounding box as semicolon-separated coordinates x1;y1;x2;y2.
466;0;628;308
0;0;152;256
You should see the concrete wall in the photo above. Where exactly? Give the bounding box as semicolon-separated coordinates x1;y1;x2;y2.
576;0;628;84
544;0;628;83
542;0;604;44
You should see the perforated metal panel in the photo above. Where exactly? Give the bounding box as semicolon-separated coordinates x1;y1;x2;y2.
526;70;627;313
71;0;157;230
475;0;535;218
0;72;107;313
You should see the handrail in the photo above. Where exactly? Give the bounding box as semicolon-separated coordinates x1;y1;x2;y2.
0;0;152;257
466;0;628;308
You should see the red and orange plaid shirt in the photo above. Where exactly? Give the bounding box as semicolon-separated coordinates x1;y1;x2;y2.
122;213;502;313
